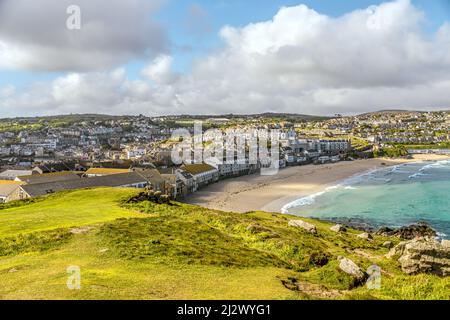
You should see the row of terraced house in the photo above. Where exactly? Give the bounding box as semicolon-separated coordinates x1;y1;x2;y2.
0;160;257;203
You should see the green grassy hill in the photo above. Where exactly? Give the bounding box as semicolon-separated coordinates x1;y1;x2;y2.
0;188;448;300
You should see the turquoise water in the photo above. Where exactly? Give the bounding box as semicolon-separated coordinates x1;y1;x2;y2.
282;160;450;239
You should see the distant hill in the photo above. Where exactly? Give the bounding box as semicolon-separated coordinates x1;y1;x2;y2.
0;109;448;123
358;109;449;116
0;114;129;122
358;110;422;116
0;112;332;123
166;112;332;121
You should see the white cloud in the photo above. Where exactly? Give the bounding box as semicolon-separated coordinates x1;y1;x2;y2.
1;0;450;117
141;55;178;85
0;0;168;72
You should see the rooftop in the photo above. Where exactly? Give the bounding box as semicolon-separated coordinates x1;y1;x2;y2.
85;168;131;175
21;172;147;198
182;163;217;175
16;171;81;185
0;170;34;179
0;180;23;197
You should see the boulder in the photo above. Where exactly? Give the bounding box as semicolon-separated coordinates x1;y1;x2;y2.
382;241;394;249
386;240;408;259
330;224;347;233
376;227;395;237
376;223;436;240
357;232;373;240
388;238;450;276
441;240;450;248
288;220;317;234
337;256;366;282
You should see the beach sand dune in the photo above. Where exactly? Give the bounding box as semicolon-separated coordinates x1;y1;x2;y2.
184;154;450;213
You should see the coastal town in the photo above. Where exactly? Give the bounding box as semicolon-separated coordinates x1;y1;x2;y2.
2;0;450;303
0;110;448;203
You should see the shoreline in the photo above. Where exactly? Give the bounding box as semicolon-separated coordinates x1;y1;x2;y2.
183;154;450;214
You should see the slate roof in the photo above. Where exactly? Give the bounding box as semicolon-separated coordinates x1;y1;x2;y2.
0;181;23;197
16;171;81;185
0;170;34;180
133;168;165;185
20;172;147;197
182;163;217;175
34;162;79;173
85;168;131;175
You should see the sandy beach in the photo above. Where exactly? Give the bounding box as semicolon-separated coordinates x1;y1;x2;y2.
184;154;450;213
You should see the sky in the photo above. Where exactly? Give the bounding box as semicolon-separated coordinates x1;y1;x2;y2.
1;0;450;117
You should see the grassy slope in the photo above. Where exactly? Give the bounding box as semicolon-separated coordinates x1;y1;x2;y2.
0;188;142;237
0;188;448;300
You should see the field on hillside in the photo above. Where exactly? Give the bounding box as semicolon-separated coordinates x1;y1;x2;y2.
0;188;449;300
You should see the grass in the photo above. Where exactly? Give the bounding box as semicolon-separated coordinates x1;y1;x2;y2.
0;188;142;237
0;188;449;300
394;142;450;150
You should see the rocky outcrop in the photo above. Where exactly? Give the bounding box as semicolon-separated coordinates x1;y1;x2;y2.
330;224;347;233
387;238;450;276
288;220;317;234
357;232;373;241
337;256;367;282
376;223;436;240
126;187;171;204
382;241;394;249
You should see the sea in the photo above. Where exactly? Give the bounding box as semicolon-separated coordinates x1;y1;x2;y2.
281;160;450;239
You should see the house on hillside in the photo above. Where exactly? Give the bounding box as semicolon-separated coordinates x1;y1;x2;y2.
132;168;166;193
181;163;219;189
13;172;148;201
32;162;85;174
161;173;186;199
208;161;258;179
175;169;196;193
0;180;24;203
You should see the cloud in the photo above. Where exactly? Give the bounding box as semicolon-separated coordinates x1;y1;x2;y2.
0;69;151;117
141;55;179;85
1;0;450;116
164;0;450;114
0;0;168;72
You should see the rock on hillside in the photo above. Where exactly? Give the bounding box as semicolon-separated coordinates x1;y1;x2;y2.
382;241;394;249
387;238;450;276
357;232;373;240
288;220;317;234
330;224;347;233
376;223;437;240
337;256;367;283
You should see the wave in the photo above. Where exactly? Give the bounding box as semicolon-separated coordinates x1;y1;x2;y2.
281;190;328;213
341;168;380;185
408;159;450;178
282;159;450;214
437;232;447;239
388;164;410;174
409;172;429;179
281;183;352;213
